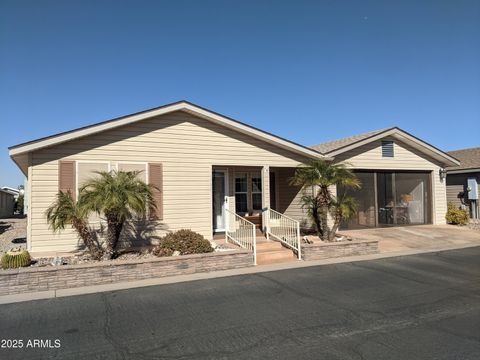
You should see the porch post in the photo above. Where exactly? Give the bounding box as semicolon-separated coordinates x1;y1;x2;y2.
261;165;270;233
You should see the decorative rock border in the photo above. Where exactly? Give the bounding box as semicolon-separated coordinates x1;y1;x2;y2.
0;250;253;296
301;239;378;261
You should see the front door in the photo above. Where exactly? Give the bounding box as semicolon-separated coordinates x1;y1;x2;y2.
212;170;228;232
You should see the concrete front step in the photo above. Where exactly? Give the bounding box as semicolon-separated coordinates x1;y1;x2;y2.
256;241;297;265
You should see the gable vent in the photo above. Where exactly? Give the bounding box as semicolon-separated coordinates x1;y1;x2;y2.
382;141;394;157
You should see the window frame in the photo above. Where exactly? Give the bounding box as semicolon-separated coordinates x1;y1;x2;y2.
75;160;111;199
115;161;149;184
251;172;262;211
234;172;249;214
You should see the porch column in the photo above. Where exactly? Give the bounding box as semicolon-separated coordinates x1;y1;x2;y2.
261;165;270;232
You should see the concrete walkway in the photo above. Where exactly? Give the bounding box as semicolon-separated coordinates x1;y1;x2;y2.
340;225;480;253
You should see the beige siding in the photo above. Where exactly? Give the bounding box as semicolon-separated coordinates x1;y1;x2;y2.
334;137;447;225
276;168;311;227
446;172;480;211
29;111;309;253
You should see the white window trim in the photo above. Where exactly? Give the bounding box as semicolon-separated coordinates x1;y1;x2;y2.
75;160;111;199
235;172;248;214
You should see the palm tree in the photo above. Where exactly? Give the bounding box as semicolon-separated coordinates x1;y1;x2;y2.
46;191;104;260
290;159;360;241
79;170;156;259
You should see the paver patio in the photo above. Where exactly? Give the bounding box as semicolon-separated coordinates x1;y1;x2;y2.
340;225;480;253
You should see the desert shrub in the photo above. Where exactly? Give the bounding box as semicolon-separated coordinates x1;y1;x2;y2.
1;249;31;269
445;202;469;225
153;229;213;256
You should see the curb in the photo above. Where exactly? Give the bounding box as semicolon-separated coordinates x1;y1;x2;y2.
1;243;479;305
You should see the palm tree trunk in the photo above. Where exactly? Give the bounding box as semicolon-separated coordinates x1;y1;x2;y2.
72;219;103;260
329;212;342;241
318;186;332;241
311;207;322;237
104;214;124;259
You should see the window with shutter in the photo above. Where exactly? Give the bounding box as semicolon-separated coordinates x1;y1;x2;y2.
77;162;110;193
148;163;163;220
117;163;147;182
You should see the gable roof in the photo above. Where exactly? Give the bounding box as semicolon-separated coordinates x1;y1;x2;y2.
311;128;388;154
9;101;325;160
446;147;480;173
311;127;460;167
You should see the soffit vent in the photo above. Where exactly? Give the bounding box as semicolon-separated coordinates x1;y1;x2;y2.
382;141;394;157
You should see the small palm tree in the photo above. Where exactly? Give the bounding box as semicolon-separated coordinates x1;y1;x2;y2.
80;170;156;259
46;191;104;260
290;159;360;241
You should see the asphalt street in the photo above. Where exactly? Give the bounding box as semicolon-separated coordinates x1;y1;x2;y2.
1;247;480;359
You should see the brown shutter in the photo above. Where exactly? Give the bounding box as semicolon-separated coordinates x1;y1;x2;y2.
148;163;163;220
58;160;76;200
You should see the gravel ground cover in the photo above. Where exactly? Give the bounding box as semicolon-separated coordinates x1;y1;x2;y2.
0;217;27;254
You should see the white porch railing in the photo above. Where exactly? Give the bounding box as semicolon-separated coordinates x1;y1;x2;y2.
225;209;257;265
266;208;301;260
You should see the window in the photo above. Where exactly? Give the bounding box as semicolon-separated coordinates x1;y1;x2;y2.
117;163;147;183
77;162;110;192
251;173;262;210
235;172;248;213
382;141;394;157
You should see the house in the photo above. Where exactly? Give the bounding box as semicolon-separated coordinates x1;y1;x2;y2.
0;189;15;218
8;101;459;255
446;147;480;219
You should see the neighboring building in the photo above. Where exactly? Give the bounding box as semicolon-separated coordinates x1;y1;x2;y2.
446;147;480;219
311;128;459;229
1;186;21;200
8;101;459;254
0;189;15;218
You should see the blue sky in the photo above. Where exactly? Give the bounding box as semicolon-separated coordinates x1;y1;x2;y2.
1;0;479;187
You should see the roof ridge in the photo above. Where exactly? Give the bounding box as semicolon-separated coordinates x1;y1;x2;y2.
447;146;480;153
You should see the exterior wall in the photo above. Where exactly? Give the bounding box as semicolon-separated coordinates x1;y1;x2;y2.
447;172;480;215
0;192;15;218
276;167;310;227
333;137;447;225
28;111;309;253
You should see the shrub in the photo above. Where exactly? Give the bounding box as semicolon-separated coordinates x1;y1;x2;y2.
1;248;31;269
153;229;214;256
445;202;469;225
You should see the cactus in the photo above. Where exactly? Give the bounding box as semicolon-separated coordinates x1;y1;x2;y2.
1;248;31;269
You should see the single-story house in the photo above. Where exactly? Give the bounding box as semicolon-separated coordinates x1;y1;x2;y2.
8;101;459;255
0;189;15;218
446;147;480;219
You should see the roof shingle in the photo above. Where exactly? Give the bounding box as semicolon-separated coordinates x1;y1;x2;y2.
310;128;392;154
447;147;480;171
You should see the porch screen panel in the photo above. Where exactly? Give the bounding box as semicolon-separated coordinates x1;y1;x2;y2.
394;172;430;225
339;172;376;229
